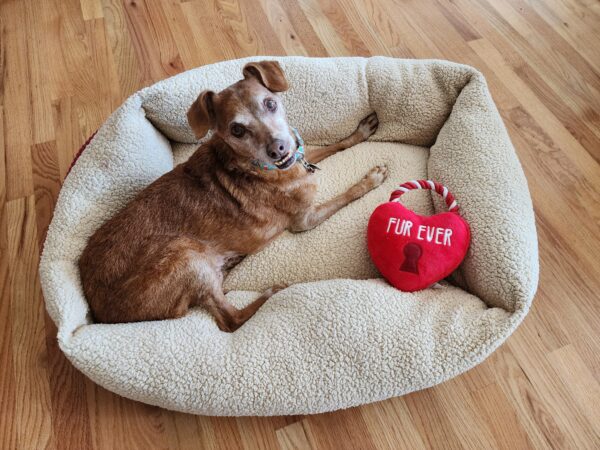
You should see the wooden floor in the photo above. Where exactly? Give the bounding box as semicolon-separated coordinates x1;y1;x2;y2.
1;0;599;448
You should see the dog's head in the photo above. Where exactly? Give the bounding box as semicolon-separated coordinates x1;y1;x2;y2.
187;61;297;170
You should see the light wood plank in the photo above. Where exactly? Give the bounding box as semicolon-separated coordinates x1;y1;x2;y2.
359;398;427;450
101;0;148;97
403;390;464;449
164;411;208;450
0;108;17;445
546;345;600;439
254;0;309;55
276;421;312;450
471;382;534;449
507;323;599;448
297;0;355;56
1;1;34;200
490;348;557;449
123;0;185;83
236;416;281;449
6;197;55;449
81;0;104;21
85;383;171;450
303;408;377;450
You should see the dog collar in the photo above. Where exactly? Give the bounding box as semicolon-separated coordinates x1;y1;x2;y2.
251;128;320;173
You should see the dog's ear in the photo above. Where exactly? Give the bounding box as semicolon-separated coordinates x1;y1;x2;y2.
243;61;288;92
187;90;216;139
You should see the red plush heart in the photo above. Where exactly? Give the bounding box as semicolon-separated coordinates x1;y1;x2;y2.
367;198;470;292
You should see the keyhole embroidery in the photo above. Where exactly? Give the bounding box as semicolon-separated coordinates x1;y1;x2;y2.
400;243;422;274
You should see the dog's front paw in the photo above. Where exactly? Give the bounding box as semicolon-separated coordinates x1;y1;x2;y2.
364;165;388;189
355;112;379;141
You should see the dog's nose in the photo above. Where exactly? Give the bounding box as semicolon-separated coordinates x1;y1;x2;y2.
267;139;288;160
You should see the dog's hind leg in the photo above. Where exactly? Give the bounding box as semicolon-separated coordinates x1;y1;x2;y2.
104;236;212;322
198;282;286;333
107;236;281;330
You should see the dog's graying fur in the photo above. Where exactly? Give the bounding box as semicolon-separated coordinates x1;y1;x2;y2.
79;61;387;332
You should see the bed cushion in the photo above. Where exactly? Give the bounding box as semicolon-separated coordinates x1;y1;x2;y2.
39;56;538;416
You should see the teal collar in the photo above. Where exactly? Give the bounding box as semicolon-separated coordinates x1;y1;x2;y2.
252;127;319;173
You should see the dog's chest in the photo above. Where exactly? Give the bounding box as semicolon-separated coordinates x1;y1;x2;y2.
246;176;315;241
278;175;317;211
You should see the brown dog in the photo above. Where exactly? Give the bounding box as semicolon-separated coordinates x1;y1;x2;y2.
79;61;387;332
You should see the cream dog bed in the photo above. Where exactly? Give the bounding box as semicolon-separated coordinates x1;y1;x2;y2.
39;56;538;416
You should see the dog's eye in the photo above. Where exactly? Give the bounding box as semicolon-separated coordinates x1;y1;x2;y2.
230;123;246;138
264;98;277;112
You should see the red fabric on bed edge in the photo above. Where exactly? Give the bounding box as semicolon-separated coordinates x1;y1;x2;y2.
67;131;97;176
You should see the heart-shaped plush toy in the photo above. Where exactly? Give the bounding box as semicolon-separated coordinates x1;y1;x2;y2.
367;180;470;292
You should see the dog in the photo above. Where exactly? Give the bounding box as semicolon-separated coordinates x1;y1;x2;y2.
79;60;388;332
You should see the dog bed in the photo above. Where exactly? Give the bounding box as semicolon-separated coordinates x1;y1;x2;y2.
39;56;538;416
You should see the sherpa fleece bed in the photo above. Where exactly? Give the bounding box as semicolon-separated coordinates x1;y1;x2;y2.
39;56;539;416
